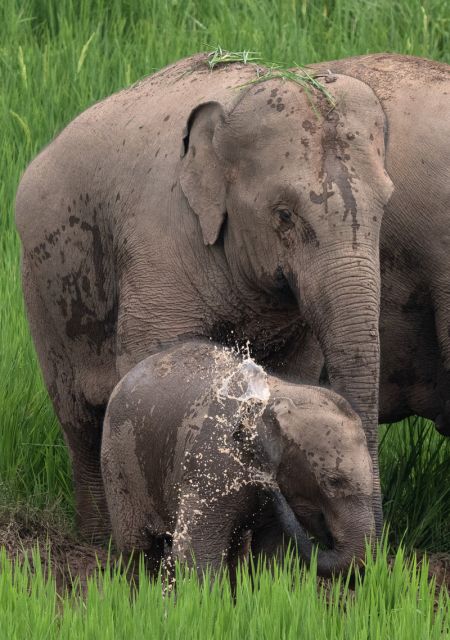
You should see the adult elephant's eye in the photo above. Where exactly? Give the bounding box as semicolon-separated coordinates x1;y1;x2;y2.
277;208;293;223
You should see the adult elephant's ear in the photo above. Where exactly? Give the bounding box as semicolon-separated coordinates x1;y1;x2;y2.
180;101;227;245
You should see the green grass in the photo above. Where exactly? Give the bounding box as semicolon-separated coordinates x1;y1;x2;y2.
380;418;450;552
1;544;449;639
1;0;449;554
206;45;262;69
205;47;337;106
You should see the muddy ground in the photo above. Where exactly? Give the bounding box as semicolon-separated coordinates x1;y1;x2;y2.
1;513;449;596
0;513;111;593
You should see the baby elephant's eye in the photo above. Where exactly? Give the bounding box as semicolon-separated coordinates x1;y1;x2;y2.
277;208;293;223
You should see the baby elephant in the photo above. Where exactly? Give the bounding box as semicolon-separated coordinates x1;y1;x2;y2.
101;341;374;578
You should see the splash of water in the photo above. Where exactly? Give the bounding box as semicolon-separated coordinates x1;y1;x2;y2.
217;348;270;404
172;343;275;571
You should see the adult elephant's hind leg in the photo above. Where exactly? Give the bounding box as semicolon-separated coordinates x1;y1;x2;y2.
63;401;110;541
45;373;111;542
22;260;114;542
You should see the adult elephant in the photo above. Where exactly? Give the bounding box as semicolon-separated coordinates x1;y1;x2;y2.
16;53;393;541
308;55;450;435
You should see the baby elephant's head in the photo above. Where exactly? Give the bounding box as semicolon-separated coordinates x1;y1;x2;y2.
259;382;374;576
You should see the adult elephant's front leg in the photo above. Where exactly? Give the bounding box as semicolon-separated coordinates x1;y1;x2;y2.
114;249;207;379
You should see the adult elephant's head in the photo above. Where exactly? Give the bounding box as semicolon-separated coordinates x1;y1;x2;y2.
180;74;394;528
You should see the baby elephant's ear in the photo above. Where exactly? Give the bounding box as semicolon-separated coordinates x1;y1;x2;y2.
271;397;301;445
180;101;227;245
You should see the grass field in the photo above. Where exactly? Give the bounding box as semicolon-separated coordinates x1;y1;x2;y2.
1;545;449;639
1;0;449;634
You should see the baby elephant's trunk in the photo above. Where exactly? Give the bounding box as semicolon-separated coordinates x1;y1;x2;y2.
273;491;374;577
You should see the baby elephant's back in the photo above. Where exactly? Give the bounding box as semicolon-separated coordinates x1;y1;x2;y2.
102;342;235;502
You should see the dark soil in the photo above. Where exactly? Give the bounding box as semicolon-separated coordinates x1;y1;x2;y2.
0;511;113;594
418;552;450;593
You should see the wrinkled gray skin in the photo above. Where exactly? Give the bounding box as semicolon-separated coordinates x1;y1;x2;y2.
15;53;393;541
101;341;374;578
308;55;450;436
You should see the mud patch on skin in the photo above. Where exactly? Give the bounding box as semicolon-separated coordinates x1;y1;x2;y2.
153;354;175;377
302;119;316;134
67;210;107;303
64;286;116;355
309;189;335;205
319;107;360;249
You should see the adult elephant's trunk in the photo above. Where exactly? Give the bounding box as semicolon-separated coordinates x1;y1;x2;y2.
292;248;382;530
274;491;374;577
